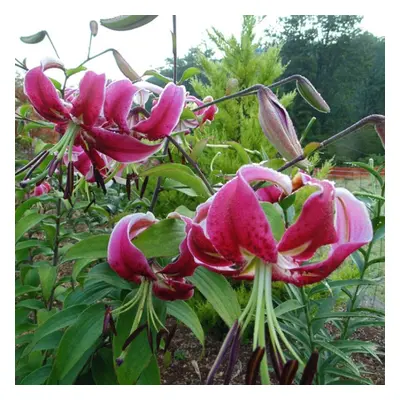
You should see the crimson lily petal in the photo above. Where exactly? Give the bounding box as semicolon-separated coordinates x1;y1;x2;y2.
88;127;163;163
134;82;186;140
104;80;137;133
256;185;284;203
24;66;70;123
207;173;278;266
71;71;106;126
161;213;199;277
152;278;194;301
278;179;338;261
107;213;157;282
275;188;373;286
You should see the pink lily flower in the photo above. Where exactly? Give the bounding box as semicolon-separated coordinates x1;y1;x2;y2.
107;212;196;301
192;164;373;377
24;64;163;164
133;82;186;140
187;165;373;285
32;181;51;197
175;95;218;132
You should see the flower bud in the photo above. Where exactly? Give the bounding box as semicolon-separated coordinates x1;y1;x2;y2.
112;50;141;82
257;86;309;168
296;76;330;113
90;20;98;37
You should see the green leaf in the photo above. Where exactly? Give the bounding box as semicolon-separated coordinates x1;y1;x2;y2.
323;367;372;385
141;163;210;198
180;108;197;121
260;202;285;241
226;141;251;164
178;67;201;84
309;279;379;296
100;15;158;31
20;364;52;385
137;356;161;384
16;285;40;297
15;239;49;251
113;293;153;384
353;191;385;202
313;311;381;321
63;281;113;308
303;141;320;156
274;299;305;317
20;30;47;44
163;178;198;197
15;212;53;243
62;234;109;262
38;265;57;301
315;339;360;375
72;258;95;282
88;262;133;290
32;331;63;352
351;251;365;274
16;299;44;310
22;305;87;357
91;348;118;385
167;301;205;346
373;224;385;241
142;69;172;84
134;218;185;258
190;138;208;162
65;65;87;77
173;205;195;218
49;303;105;382
188;267;241;327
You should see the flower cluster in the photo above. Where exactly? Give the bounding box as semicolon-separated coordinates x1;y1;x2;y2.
22;60;217;187
108;163;372;301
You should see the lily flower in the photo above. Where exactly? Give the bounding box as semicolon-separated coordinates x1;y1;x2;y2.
186;164;373;383
23;63;164;188
257;87;308;168
107;212;196;300
32;181;51;197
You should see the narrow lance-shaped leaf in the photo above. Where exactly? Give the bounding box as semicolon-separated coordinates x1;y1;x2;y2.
20;30;47;44
100;15;158;31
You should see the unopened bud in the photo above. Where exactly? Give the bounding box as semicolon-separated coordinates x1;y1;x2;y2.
257;87;309;168
112;50;141;82
296;76;330;113
90;20;98;37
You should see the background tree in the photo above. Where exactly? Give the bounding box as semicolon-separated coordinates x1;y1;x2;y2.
265;15;385;164
190;15;295;174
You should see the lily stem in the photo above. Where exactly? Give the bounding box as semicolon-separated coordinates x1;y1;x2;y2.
167;135;215;195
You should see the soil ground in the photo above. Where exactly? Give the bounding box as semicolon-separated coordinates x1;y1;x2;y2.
158;320;385;385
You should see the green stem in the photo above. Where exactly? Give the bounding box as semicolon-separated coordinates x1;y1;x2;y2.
46;32;60;59
264;267;286;363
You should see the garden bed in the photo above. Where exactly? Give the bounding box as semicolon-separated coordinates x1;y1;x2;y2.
159;319;385;385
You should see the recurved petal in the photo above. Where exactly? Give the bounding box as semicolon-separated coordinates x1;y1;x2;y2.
207;172;278;265
161;214;198;277
24;66;70;123
256;185;284;203
107;213;157;282
87;127;163;163
104;80;137;133
134;82;186;140
152;278;194;301
239;164;292;195
278;180;337;261
71;71;106;126
334;188;373;246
